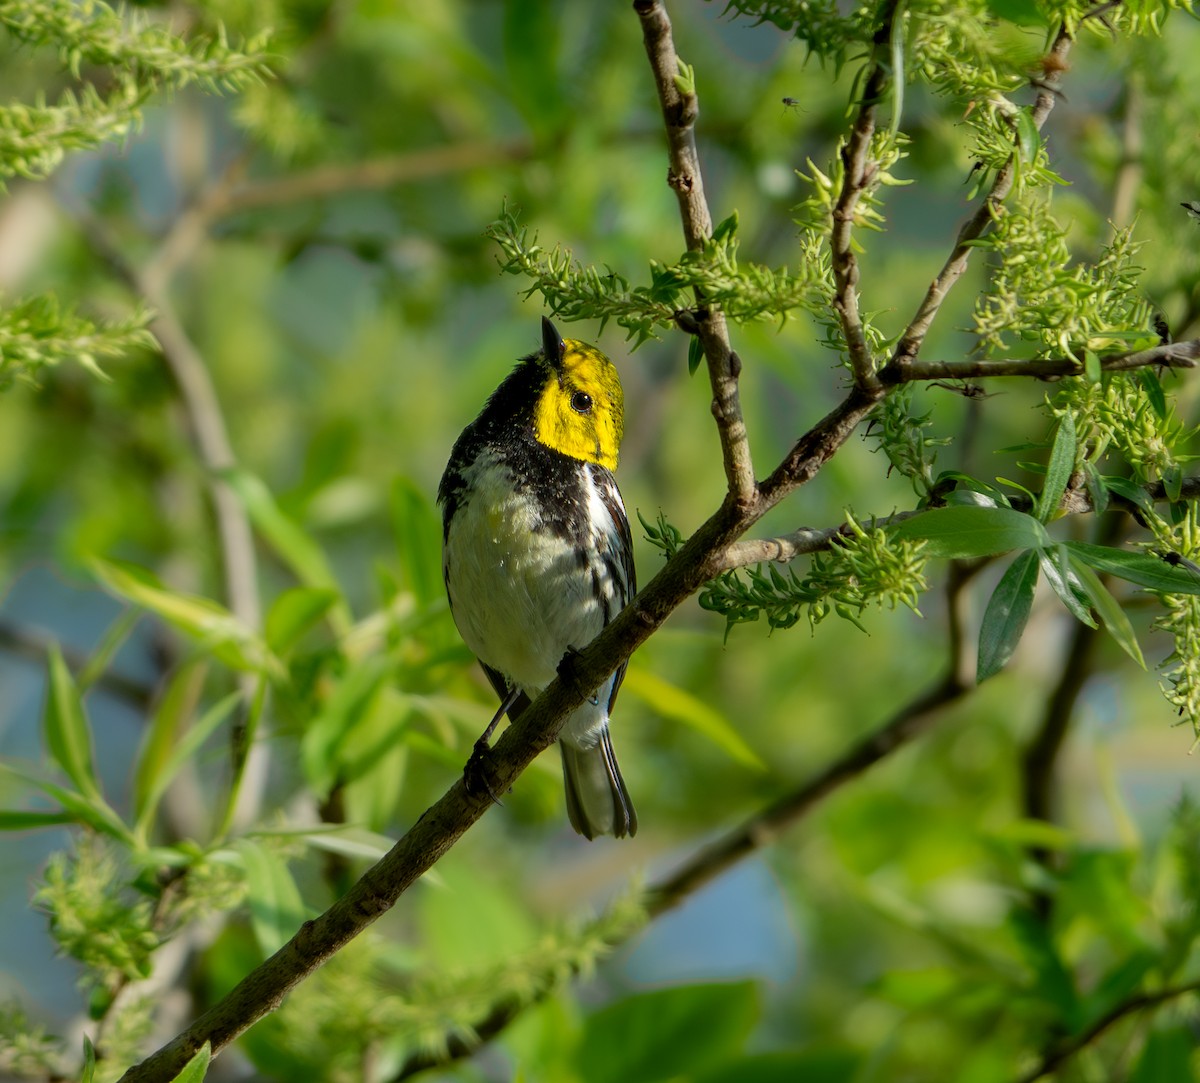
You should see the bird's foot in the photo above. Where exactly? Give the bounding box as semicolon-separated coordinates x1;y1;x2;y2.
464;738;503;806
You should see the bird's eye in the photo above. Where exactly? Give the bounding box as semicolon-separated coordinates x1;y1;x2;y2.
570;391;593;414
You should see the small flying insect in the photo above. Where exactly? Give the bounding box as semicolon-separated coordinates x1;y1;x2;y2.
1182;201;1200;223
930;380;996;400
1154;549;1200;582
781;96;803;114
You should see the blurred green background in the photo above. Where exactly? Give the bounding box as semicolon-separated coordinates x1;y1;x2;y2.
3;1;1200;1080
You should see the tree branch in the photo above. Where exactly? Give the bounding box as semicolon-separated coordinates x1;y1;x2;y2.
881;339;1200;383
829;0;902;390
388;539;981;1079
1014;981;1200;1083
146;139;533;287
891;24;1074;368
635;0;756;507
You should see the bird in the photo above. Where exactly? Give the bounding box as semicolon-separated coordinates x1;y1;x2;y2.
438;316;637;839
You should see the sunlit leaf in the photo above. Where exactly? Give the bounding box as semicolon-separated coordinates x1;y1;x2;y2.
42;646;102;802
168;1042;212;1083
622;666;765;770
893;505;1048;558
1035;413;1075;522
236;839;307;958
1067;555;1145;668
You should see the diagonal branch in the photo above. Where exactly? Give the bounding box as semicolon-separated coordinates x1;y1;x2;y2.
635;0;756;507
391;561;978;1079
1014;980;1200;1083
891;25;1074;368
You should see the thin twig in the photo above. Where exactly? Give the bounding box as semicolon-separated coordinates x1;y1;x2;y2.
1110;68;1143;230
829;0;902;390
73;212;267;829
145;140;533;287
891;25;1074;368
1014;981;1200;1083
635;0;757;507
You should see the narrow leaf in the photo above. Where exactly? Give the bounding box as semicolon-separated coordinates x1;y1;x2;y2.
1038;546;1096;627
1036;414;1076;522
978;550;1039;682
90;558;273;675
687;335;703;376
168;1043;212;1083
390;477;443;610
1067;556;1145;668
135;692;241;839
43;646;101;802
236;839;307;957
1139;367;1167;421
82;1036;97;1083
265;587;339;654
622;666;765;770
892;505;1049;558
0;809;76;830
1065;542;1200;595
132;660;207;828
1014;107;1039;163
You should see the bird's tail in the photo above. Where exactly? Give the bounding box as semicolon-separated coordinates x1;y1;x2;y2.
560;726;637;840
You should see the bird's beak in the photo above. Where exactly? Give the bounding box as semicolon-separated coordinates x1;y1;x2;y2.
541;316;566;373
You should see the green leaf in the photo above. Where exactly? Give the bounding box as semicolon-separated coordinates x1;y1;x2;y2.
221;469;350;633
712;211;739;243
236;839;307;958
1065;541;1200;595
1008;907;1080;1029
76;608;141;694
43;646;101;802
264;587;339;655
1014;106;1039;164
622;666;765;770
168;1042;212;1083
977;550;1039;682
90;558;275;675
132;660;207;831
1067;555;1145;668
0;809;76;830
1130;1027;1197;1083
579;981;761;1083
985;0;1047;26
1082;462;1109;516
300;655;391;797
892;505;1048;558
1084;349;1102;384
687;335;704;376
1139;367;1167;421
1038;546;1096;628
0;763;131;843
135;692;241;840
1101;475;1154;516
1036;413;1076;522
389;476;443;609
502;0;564;134
695;1048;862;1083
82;1035;96;1083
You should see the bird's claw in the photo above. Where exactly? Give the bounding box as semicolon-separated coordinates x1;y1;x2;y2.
464;738;503;806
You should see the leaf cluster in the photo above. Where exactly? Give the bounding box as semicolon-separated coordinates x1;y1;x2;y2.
0;0;271;182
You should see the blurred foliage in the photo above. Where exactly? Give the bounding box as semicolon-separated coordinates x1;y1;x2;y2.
1;0;1200;1082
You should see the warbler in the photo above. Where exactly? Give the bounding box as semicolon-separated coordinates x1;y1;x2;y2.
438;317;637;839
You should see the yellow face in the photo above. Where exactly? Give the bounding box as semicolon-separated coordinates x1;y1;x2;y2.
533;338;625;470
